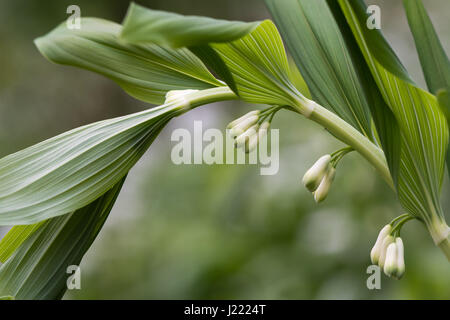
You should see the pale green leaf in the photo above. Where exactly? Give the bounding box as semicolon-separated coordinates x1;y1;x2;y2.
0;102;177;225
438;90;450;121
0;177;125;300
0;221;45;263
0;87;234;226
35;18;222;105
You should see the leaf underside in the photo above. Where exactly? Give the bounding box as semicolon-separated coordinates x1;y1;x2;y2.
0;177;125;300
35;18;222;105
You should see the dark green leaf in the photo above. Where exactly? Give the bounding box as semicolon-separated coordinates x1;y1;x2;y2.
339;0;448;233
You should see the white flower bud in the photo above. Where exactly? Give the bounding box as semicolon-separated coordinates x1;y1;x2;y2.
234;124;259;150
164;89;199;107
229;115;259;138
226;110;260;129
378;235;395;268
302;155;331;192
246;134;259;153
236;121;271;153
313;166;336;203
383;242;398;277
394;237;405;279
370;224;392;265
258;121;270;138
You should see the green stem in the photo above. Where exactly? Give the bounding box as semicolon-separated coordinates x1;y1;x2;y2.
185;86;238;108
189;88;393;192
291;98;394;190
390;216;414;236
389;213;410;226
438;236;450;261
428;218;450;261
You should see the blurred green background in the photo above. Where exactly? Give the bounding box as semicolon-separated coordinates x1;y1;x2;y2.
0;0;449;299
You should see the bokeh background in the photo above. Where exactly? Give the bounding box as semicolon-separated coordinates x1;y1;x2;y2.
0;0;449;299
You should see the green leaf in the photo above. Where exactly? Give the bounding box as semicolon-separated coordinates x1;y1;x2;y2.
438;89;450;121
0;102;177;225
0;177;125;300
264;0;373;137
403;0;450;185
403;0;450;94
438;90;450;175
0;221;44;263
339;0;448;230
0;87;234;226
120;3;259;48
265;0;400;186
35;18;222;105
288;56;311;100
120;4;304;108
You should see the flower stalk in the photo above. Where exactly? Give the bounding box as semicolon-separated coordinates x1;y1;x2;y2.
291;97;394;190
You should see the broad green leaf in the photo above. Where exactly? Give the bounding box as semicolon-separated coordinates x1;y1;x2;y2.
35;18;222;105
438;90;450;121
438;90;450;174
403;0;450;184
0;177;125;300
0;87;234;226
0;101;177;225
403;0;450;94
265;0;400;186
120;3;259;48
0;221;44;263
339;0;448;229
264;0;373;137
288;56;311;100
120;4;304;108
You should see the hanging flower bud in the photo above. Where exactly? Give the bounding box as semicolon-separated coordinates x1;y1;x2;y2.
378;235;395;268
394;237;405;279
245;121;271;153
313;166;336;203
246;134;259;153
302;155;331;192
258;121;270;140
370;224;392;265
226;110;260;129
234;124;259;151
383;242;398;277
229;114;259;138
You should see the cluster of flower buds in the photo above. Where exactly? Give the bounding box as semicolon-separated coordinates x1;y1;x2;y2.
227;110;271;153
370;224;405;279
302;154;336;203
